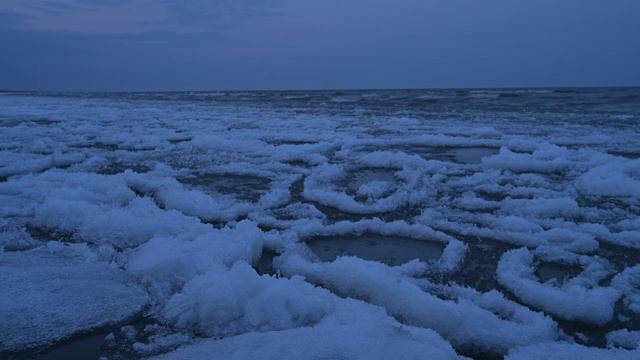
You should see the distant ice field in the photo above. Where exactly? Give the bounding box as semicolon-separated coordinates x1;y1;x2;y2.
1;88;639;359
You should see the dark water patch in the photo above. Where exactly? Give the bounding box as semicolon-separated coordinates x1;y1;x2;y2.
24;224;57;242
100;318;184;360
98;162;152;175
266;139;318;146
254;249;278;276
442;233;515;293
456;348;501;360
24;224;76;245
597;243;640;272
70;142;119;151
281;159;314;169
498;93;520;98
409;97;439;104
535;261;583;285
179;173;272;202
305;233;445;266
474;189;508;202
3;312;145;360
200;219;228;230
117;146;158;152
306;200;422;223
449;147;500;164
553;88;580;94
387;146;499;165
365;128;397;137
373;206;424;222
577;196;640;218
309;202;371;223
168;137;192;144
227;123;259;130
288;176;305;203
28;332;107;360
608;151;640;160
556;304;640;350
27;118;60;126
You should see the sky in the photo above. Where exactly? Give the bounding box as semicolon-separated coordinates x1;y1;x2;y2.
0;0;639;91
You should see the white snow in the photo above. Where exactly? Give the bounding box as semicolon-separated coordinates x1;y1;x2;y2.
278;255;561;355
153;302;464;360
612;265;640;314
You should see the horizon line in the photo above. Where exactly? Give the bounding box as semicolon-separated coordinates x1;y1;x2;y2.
1;85;639;94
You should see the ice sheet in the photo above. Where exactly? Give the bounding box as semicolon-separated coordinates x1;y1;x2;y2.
0;245;148;352
1;89;639;358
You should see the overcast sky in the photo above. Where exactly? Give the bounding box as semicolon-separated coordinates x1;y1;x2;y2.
1;0;639;91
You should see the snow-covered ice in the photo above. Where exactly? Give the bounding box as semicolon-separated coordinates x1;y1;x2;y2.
1;88;639;359
0;244;148;352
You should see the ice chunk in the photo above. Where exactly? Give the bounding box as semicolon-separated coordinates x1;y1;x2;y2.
126;220;264;299
612;265;640;314
575;159;640;198
161;262;336;337
33;196;210;248
607;329;640;350
0;151;84;178
482;146;570;174
0;246;148;352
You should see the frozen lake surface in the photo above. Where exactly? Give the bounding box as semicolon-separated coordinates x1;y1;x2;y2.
1;88;639;359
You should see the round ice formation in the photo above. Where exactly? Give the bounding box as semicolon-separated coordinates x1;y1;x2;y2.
303;151;445;214
497;247;621;325
288;218;467;272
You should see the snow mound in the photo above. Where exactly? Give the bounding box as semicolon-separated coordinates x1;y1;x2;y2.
153;299;464;360
279;255;560;355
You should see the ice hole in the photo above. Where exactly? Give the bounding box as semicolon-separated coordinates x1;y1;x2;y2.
378;146;499;164
98;162;152;175
535;261;583;285
449;147;500;164
179;173;272;202
305;233;445;266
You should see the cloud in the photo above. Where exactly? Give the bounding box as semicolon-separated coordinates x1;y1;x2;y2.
0;0;283;34
0;10;35;29
161;0;283;25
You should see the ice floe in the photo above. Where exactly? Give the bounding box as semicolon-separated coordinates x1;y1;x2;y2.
0;244;148;352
